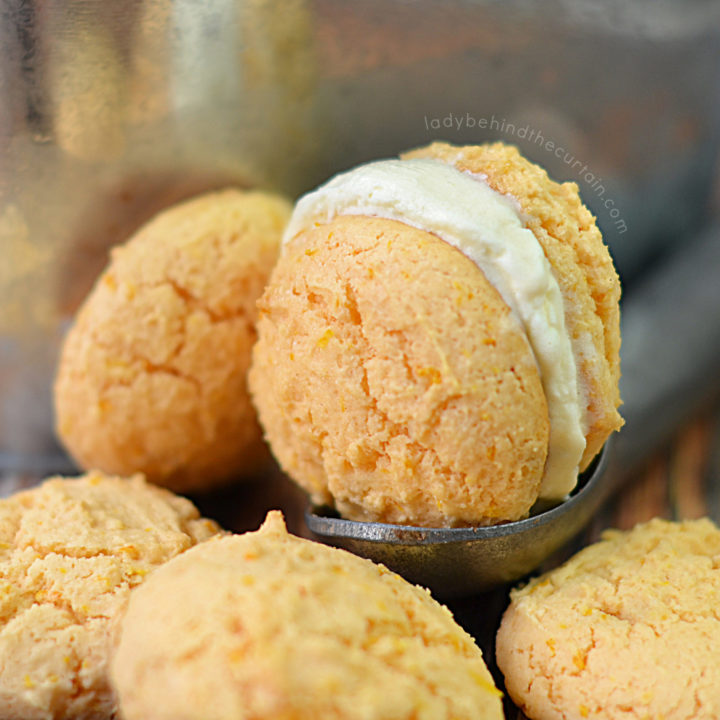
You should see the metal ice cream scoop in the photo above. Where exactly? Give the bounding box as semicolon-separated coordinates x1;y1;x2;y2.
306;442;610;596
306;223;720;596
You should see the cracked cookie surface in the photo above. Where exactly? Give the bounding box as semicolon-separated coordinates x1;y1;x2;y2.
249;215;549;527
0;471;220;720
112;511;503;720
54;189;291;492
404;142;623;469
250;142;622;527
496;517;720;720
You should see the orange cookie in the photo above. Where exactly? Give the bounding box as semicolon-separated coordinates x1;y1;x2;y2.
405;142;622;469
0;471;220;719
112;511;503;720
497;518;720;720
55;189;291;493
250;143;621;526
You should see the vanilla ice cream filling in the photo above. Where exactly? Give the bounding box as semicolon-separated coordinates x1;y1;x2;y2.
283;158;587;499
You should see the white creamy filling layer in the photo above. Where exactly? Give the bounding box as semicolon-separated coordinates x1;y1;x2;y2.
283;157;586;499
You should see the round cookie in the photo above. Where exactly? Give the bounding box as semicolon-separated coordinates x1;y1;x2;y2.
251;215;549;526
0;471;221;720
496;517;720;720
404;142;622;469
54;188;292;493
250;142;622;527
111;511;504;720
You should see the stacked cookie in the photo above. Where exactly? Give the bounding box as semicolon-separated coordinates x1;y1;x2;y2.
250;142;622;526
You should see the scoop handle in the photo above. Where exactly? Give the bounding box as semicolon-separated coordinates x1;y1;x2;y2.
608;221;720;489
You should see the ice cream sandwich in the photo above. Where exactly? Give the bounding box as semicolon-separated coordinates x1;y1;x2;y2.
250;142;622;527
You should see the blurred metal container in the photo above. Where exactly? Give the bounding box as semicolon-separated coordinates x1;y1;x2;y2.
2;0;720;474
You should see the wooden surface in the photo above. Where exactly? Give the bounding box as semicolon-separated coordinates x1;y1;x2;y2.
1;404;719;719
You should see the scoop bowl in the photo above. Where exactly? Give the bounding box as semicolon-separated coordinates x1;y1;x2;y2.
305;440;611;597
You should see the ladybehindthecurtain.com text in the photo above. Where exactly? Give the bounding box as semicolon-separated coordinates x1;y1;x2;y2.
424;113;627;235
